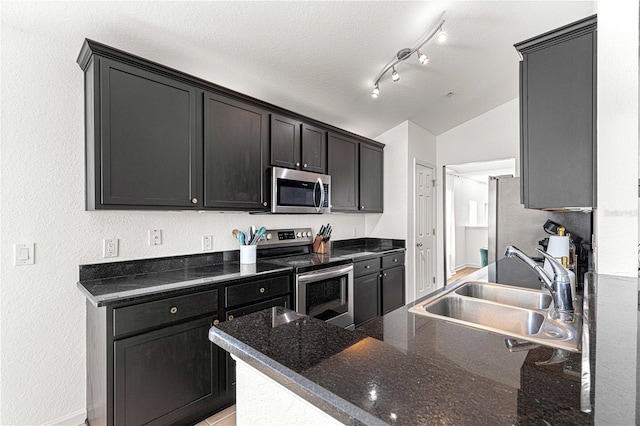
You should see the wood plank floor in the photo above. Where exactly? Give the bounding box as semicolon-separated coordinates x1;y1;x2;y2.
447;267;480;284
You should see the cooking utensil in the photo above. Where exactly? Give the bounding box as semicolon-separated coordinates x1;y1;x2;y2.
237;231;246;246
250;226;266;245
232;229;240;239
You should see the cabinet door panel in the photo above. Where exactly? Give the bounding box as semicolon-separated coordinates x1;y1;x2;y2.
100;59;197;207
381;266;405;315
271;114;301;169
328;133;359;211
354;273;379;326
204;92;269;210
359;144;384;212
520;25;595;209
114;316;221;426
301;124;327;174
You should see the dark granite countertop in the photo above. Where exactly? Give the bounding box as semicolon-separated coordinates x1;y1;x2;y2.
209;267;591;425
77;239;405;307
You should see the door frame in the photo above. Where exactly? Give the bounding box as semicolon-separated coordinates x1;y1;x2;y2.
413;159;437;301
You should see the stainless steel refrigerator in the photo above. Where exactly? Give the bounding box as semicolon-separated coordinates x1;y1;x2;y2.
487;176;591;287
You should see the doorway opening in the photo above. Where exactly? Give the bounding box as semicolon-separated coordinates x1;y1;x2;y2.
443;158;516;285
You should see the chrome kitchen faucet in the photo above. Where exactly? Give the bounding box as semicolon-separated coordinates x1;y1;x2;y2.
504;246;574;322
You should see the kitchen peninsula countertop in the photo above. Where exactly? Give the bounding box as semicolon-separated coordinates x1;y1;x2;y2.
77;238;405;307
209;266;591;425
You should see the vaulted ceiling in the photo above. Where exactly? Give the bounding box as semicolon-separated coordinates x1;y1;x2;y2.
2;1;595;138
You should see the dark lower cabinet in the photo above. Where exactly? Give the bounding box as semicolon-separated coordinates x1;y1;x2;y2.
114;316;223;426
224;294;292;392
203;92;270;210
354;273;380;326
381;266;405;315
353;253;405;326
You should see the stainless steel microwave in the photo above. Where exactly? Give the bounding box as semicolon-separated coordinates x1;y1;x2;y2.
271;167;331;214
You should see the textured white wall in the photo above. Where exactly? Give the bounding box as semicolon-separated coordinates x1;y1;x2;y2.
0;21;367;426
435;99;520;286
369;120;436;304
367;121;409;239
595;0;639;276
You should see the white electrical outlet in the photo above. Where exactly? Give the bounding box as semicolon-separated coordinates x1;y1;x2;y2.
103;238;119;258
149;229;162;246
14;243;35;266
202;235;213;251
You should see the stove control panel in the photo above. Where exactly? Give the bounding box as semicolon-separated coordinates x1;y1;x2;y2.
258;228;314;247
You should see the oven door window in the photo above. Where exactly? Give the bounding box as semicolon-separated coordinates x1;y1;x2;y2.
306;276;348;321
277;179;316;208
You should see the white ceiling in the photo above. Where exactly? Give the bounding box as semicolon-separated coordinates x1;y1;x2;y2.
2;1;595;138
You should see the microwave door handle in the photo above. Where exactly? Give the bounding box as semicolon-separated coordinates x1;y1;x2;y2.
316;177;324;212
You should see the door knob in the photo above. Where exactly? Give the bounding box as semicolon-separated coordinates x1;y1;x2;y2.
417;243;423;247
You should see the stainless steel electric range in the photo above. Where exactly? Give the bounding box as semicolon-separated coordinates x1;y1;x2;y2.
257;228;354;329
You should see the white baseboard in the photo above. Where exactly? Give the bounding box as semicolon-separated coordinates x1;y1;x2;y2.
43;409;86;426
454;263;481;271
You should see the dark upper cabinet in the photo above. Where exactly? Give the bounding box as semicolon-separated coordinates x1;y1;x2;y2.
78;40;382;211
204;92;270;210
270;114;301;170
359;144;384;213
270;115;327;174
114;316;222;426
87;57;200;209
328;133;359;211
515;15;596;209
328;133;384;212
301;123;327;174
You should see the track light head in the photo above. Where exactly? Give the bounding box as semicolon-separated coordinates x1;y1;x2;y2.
418;51;429;65
392;67;400;82
372;85;380;98
437;28;447;43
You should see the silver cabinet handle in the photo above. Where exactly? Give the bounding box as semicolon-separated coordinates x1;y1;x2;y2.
303;163;308;168
361;206;365;209
170;307;178;314
393;258;398;262
213;319;219;326
259;287;265;293
417;243;423;247
228;315;234;321
191;198;198;204
262;201;268;207
296;162;300;167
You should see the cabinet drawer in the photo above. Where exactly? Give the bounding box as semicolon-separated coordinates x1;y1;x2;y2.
225;275;291;308
226;295;291;321
382;252;404;269
353;258;381;277
113;289;218;337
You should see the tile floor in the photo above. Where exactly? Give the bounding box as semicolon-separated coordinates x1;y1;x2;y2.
196;405;236;426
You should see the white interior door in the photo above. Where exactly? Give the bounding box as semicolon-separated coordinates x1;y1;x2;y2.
415;162;436;300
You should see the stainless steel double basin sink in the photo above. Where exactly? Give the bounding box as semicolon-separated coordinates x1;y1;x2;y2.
408;281;582;352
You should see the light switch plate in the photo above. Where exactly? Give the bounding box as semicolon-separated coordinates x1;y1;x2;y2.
202;235;213;251
14;243;35;265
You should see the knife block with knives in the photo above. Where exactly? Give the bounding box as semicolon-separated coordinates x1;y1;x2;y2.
313;223;332;254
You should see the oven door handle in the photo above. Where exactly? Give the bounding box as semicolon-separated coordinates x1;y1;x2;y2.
297;264;353;283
